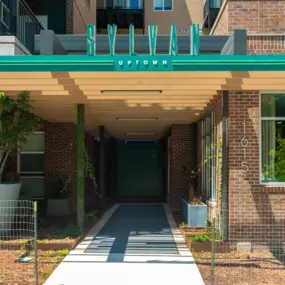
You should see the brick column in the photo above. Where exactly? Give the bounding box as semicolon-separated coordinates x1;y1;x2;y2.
44;122;77;206
170;124;196;209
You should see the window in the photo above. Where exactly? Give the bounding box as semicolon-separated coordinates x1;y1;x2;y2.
128;0;141;9
114;0;125;8
261;94;285;183
19;132;45;198
200;112;216;201
154;0;173;11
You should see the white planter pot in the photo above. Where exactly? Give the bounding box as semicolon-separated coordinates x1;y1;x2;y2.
0;183;21;236
0;183;21;200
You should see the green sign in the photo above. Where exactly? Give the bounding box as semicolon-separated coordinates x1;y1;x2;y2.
86;24;200;57
115;57;173;71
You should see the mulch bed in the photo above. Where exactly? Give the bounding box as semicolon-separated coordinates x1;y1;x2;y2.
194;251;285;285
0;250;67;285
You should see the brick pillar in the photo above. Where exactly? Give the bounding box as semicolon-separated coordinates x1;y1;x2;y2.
44;122;77;210
170;124;196;209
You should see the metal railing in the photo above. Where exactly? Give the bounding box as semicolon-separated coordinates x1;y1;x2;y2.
204;0;223;18
97;0;143;9
203;0;223;32
96;8;144;32
0;0;44;54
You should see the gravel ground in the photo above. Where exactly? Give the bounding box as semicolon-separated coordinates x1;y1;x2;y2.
194;251;285;285
0;249;68;285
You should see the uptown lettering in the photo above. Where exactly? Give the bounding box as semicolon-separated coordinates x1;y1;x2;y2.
118;60;168;66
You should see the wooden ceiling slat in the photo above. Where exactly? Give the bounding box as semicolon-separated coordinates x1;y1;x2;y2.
74;79;228;85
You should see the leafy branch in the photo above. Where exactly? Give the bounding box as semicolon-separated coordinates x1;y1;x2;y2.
263;132;285;182
0;92;41;182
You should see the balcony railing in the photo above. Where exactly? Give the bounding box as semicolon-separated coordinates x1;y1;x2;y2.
0;0;44;54
203;0;223;33
97;0;143;10
97;8;144;34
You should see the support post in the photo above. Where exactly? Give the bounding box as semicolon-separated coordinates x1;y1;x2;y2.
34;202;38;285
99;126;105;199
77;104;85;230
222;91;229;241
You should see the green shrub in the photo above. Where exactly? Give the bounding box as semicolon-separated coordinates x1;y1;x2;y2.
190;234;211;243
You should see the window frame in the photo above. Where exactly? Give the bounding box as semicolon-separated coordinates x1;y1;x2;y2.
259;91;285;186
153;0;173;12
200;111;216;202
18;131;45;175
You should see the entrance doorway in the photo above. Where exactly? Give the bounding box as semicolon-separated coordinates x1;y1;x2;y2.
117;140;165;202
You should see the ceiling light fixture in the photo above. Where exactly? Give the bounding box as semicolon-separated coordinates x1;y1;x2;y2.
101;90;162;94
117;117;158;121
126;132;155;136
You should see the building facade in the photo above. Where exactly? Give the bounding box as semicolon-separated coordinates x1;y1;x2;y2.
0;0;284;249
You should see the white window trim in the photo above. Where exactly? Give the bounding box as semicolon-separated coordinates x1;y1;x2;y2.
259;91;285;186
153;0;173;11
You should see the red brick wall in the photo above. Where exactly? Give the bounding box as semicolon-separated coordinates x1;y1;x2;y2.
227;91;285;248
247;35;285;54
212;0;285;35
170;124;196;209
44;122;77;210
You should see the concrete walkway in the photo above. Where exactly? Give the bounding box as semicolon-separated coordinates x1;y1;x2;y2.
44;204;205;285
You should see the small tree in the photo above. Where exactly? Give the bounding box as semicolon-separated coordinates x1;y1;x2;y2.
263;132;285;182
0;92;41;182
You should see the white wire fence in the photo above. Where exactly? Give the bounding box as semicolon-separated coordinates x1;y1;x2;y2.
0;200;38;285
191;206;285;285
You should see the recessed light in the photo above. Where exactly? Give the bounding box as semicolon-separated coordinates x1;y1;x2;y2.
101;90;162;94
117;117;158;121
126;132;155;136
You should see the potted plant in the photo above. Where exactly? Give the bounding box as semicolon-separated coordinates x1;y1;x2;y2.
0;91;41;235
182;194;208;227
47;176;72;216
0;91;41;199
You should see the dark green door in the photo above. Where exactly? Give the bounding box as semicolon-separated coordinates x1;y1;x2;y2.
117;141;164;198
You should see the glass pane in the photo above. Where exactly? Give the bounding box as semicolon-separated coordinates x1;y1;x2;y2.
20;154;44;173
164;0;172;10
129;0;139;8
106;0;113;8
261;94;285;117
262;120;285;182
20;177;45;198
21;133;44;152
114;0;124;8
154;0;163;10
205;135;211;200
